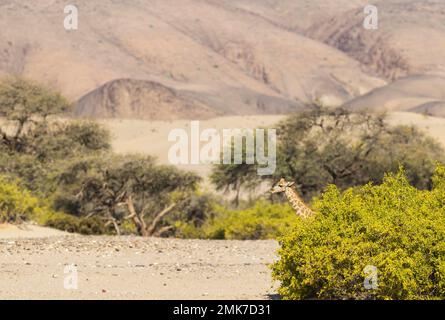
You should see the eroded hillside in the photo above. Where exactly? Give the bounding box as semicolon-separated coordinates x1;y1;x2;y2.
0;0;385;119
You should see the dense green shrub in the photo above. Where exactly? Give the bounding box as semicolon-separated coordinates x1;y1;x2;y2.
0;176;44;223
41;213;107;235
176;201;297;240
171;193;218;238
0;175;106;234
38;211;81;233
272;166;445;300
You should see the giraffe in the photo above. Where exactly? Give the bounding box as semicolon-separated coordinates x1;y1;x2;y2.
271;178;315;218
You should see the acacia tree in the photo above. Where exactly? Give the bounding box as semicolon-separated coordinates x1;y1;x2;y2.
211;104;445;201
0;121;112;198
210;133;264;207
62;155;201;236
0;78;112;197
211;162;260;207
24;121;111;161
275;105;444;198
0;77;71;151
274;105;388;198
0;78;203;236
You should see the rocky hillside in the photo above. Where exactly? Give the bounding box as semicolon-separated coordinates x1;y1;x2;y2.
74;79;218;120
0;0;384;120
306;0;445;81
345;75;445;117
1;0;444;119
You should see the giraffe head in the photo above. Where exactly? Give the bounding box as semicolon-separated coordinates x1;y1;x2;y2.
271;178;295;194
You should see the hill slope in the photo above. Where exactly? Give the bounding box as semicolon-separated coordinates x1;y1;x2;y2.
0;0;385;119
306;0;445;80
74;79;219;120
345;75;445;117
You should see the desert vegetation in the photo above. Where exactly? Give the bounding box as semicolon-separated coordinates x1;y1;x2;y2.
211;104;445;202
2;78;445;239
2;0;445;301
0;78;203;236
2;78;445;299
272;167;445;299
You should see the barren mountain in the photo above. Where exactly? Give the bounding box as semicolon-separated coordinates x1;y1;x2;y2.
345;75;445;117
306;0;445;81
2;0;444;120
410;102;445;118
74;79;219;120
213;0;370;32
0;0;385;120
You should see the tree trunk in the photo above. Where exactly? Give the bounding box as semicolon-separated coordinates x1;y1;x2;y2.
234;184;240;207
126;195;148;237
125;196;177;237
146;203;177;236
107;210;121;236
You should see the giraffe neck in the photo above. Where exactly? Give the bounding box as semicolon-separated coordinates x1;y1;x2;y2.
284;187;314;218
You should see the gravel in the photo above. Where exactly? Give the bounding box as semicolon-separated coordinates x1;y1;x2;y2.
0;235;279;299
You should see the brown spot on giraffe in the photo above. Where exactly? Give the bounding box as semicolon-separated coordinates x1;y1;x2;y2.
271;178;314;218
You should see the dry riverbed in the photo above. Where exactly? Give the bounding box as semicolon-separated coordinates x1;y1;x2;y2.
0;226;279;299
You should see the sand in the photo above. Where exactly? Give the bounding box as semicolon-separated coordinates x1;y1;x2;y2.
0;225;279;300
0;224;71;239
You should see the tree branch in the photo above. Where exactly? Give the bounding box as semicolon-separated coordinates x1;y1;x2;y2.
146;203;177;236
126;195;148;236
155;226;175;237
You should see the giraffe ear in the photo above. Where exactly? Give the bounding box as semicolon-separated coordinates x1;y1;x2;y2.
287;182;295;187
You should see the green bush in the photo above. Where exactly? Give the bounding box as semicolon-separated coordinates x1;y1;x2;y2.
0;175;105;234
0;176;43;223
41;213;107;235
272;166;445;299
39;211;81;233
178;201;297;240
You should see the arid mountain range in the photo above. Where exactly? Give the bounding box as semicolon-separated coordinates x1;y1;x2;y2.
1;0;444;120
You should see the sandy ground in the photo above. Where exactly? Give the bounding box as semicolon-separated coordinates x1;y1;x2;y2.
0;225;279;300
0;224;71;239
1;112;443;300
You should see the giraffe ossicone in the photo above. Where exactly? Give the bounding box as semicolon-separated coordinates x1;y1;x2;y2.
271;178;315;219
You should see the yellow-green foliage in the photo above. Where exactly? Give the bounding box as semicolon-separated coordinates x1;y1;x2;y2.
272;166;445;300
0;175;47;223
178;201;297;240
0;176;105;234
36;210;106;235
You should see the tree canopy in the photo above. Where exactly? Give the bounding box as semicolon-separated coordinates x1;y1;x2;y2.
0;77;71;151
211;105;445;202
0;78;203;236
